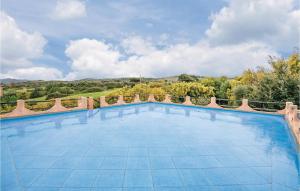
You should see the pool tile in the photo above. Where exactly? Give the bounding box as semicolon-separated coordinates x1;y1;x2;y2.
63;147;88;157
239;154;271;166
124;170;152;187
179;169;210;186
17;169;44;187
91;188;122;191
172;156;221;168
168;147;192;157
103;147;128;156
215;155;245;167
128;148;148;157
154;187;185;191
272;183;298;191
244;184;272;191
196;156;222;168
85;147;106;157
37;147;67;156
148;148;170;156
152;169;183;187
51;157;82;169
212;185;247;191
172;157;201;168
123;188;153;191
1;171;21;190
100;157;127;169
127;157;150;169
185;186;216;191
32;169;72;187
203;168;237;185
59;188;90;191
63;170;98;187
272;172;299;189
14;156;35;168
228;167;268;184
73;157;104;169
15;156;59;169
94;170;124;187
251;167;271;183
30;156;60;168
26;188;60;191
150;157;175;169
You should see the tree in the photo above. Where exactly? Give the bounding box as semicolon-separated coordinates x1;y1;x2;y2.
178;74;198;82
30;87;45;98
232;85;253;100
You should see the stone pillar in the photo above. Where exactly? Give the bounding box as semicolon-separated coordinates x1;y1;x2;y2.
277;101;293;114
134;94;141;103
7;100;35;117
163;94;172;103
289;105;298;121
87;97;94;110
285;102;294;116
288;105;300;145
77;97;87;109
237;99;255;111
100;96;109;107
116;95;125;105
47;98;68;112
207;97;222;108
148;94;156;102
183;96;193;105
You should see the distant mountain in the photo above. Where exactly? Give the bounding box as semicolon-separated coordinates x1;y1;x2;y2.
0;75;208;85
0;78;30;84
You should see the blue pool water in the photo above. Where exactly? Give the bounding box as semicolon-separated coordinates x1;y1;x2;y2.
1;103;299;191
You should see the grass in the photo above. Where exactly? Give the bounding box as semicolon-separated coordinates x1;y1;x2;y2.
64;89;119;99
29;89;119;101
29;96;47;101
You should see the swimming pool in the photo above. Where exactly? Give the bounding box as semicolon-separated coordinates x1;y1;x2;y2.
1;103;299;191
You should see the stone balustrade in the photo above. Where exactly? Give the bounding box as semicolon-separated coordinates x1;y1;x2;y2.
0;97;88;119
1;94;299;146
87;97;94;110
97;94;289;114
163;94;172;103
133;94;141;103
237;99;255;111
207;97;222;108
183;96;193;105
285;104;300;145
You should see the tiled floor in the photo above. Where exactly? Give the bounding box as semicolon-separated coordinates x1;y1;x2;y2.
1;103;299;190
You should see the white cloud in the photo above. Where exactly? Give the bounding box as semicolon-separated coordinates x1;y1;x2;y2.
65;37;278;80
206;0;300;50
0;11;47;70
121;36;156;56
53;0;86;20
0;12;62;81
65;38;121;79
1;67;63;80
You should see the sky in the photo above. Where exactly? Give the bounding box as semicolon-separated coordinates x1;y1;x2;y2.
0;0;299;80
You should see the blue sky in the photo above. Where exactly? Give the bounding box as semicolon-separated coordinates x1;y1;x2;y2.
1;0;299;80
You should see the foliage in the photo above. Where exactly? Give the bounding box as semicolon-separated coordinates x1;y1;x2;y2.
232;85;253;100
30;87;45;98
1;53;299;110
178;74;198;82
